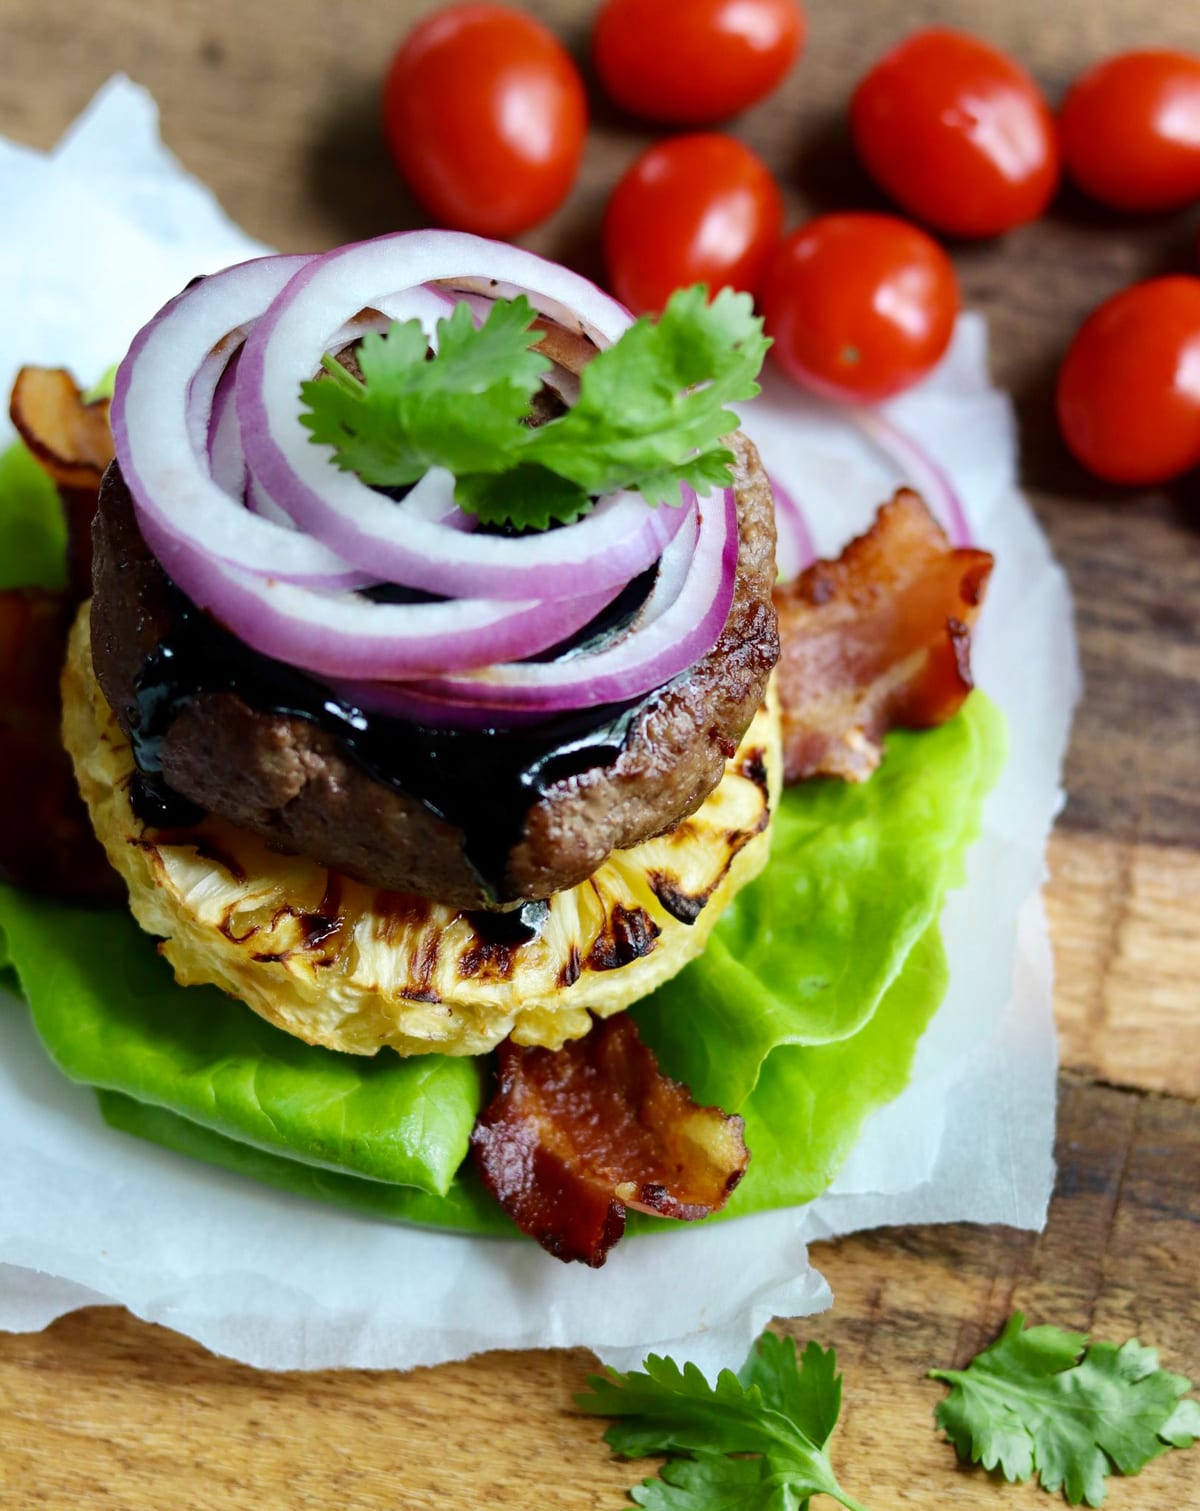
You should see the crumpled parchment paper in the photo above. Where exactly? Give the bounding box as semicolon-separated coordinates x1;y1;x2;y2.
0;78;1079;1376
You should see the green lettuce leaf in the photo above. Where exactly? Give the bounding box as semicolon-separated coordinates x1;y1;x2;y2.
632;695;1004;1112
712;924;948;1220
0;365;113;590
0;439;66;590
97;1089;512;1233
15;916;948;1238
0;884;480;1198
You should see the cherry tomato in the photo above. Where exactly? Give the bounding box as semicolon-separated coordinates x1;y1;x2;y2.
761;214;959;403
1057;277;1200;486
382;4;587;237
592;0;804;126
851;28;1059;238
1061;50;1200;214
603;135;783;316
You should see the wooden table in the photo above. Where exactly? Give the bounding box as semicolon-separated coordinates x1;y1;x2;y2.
2;1;1198;1505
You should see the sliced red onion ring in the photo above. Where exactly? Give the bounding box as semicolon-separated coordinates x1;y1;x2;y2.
237;232;685;600
135;511;627;678
245;475;296;527
768;472;816;580
849;407;973;548
335;499;700;724
436;270;634;342
207;353;245;499
392;466;475;531
113;255;373;587
115;233;734;715
340;487;737;715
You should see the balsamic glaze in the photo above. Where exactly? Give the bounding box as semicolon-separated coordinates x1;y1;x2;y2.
464;899;550;945
129;770;205;829
131;590;651;903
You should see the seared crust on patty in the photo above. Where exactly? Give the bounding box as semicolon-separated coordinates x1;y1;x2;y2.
90;436;778;908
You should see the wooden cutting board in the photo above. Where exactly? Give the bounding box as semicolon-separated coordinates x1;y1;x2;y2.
1;1;1197;1505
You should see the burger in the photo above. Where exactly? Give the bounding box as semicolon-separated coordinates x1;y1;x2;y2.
0;232;997;1266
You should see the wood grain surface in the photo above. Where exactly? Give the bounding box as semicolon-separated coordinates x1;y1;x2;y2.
1;0;1199;1506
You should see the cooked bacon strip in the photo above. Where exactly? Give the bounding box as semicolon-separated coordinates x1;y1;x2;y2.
0;589;121;901
9;367;115;602
772;489;993;785
471;1015;749;1266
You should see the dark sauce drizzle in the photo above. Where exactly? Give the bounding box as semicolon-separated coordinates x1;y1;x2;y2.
130;589;657;906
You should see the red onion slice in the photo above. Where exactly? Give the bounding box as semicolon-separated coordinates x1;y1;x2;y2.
393;466;476;531
133;517;627;678
236;232;685;600
849;407;973;548
113;233;739;718
343;487;738;714
768;472;816;580
112;255;372;587
207;353;245;500
334;500;703;725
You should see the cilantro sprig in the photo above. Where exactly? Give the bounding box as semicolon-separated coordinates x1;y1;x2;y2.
580;1321;1198;1511
299;285;769;531
932;1312;1200;1506
577;1333;869;1511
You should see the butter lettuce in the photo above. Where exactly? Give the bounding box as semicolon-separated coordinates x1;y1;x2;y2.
633;701;1002;1111
97;1090;513;1234
83;921;945;1236
0;439;65;590
0;884;481;1198
0;428;1005;1237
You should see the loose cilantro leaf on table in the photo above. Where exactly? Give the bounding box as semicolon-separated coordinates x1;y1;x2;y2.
577;1334;869;1511
932;1312;1200;1506
299;284;769;530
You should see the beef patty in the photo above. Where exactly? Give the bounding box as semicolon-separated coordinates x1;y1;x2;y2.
89;435;778;909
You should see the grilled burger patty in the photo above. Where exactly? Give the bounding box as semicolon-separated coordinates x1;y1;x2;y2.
89;434;778;909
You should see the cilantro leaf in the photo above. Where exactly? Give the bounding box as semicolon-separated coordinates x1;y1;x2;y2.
739;1336;842;1450
299;283;768;530
577;1337;869;1511
634;1455;795;1511
453;463;592;530
932;1312;1200;1506
524;286;769;505
299;296;549;486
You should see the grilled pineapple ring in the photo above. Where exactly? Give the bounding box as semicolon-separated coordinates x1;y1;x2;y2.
64;611;781;1057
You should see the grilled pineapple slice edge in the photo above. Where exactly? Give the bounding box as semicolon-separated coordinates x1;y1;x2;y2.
63;609;782;1058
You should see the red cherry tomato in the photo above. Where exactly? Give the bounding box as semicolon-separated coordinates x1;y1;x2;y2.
382;4;587;237
761;214;959;403
603;135;784;316
1061;50;1200;214
1057;277;1200;486
851;27;1059;238
593;0;804;126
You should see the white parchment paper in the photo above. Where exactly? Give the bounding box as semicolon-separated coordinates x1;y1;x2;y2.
0;79;1079;1376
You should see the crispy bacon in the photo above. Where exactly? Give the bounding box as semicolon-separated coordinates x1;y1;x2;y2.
0;589;120;901
471;1015;749;1266
9;367;114;602
772;489;994;785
